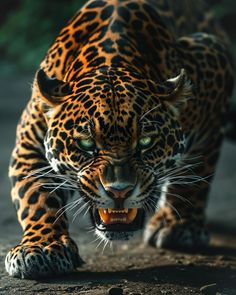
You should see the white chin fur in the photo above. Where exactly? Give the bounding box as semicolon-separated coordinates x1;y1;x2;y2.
95;228;141;241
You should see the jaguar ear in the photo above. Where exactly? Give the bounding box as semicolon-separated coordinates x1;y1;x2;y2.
36;69;72;106
157;69;193;107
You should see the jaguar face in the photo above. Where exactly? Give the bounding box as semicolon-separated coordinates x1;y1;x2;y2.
38;67;188;240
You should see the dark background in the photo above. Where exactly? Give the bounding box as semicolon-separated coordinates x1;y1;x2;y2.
0;0;235;240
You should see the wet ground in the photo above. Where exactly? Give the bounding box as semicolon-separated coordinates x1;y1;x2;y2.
0;76;236;294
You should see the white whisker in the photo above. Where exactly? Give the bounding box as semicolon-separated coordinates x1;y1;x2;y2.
102;240;109;254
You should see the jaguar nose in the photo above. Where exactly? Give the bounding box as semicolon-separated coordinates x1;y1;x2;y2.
105;185;134;199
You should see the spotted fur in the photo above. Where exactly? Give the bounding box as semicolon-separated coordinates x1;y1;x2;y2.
5;0;234;279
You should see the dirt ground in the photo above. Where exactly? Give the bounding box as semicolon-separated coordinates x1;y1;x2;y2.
0;76;236;294
0;231;236;295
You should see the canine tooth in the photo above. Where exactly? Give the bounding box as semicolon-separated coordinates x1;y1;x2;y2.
98;208;109;224
125;208;128;213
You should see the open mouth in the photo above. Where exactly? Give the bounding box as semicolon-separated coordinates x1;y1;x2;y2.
92;208;145;232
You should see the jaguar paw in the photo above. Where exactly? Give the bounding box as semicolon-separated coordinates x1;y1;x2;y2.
5;236;83;279
144;221;209;249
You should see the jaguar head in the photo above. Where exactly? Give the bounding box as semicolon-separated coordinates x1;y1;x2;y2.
37;67;191;240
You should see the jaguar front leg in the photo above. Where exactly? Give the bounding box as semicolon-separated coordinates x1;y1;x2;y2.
144;133;222;249
5;157;82;279
144;181;210;249
5;69;85;278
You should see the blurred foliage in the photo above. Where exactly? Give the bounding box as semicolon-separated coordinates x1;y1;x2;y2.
0;0;235;76
211;0;236;18
0;0;86;75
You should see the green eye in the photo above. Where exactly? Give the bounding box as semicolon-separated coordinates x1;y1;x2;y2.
138;137;153;149
77;138;96;152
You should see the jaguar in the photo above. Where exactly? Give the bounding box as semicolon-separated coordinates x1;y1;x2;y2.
5;0;234;279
